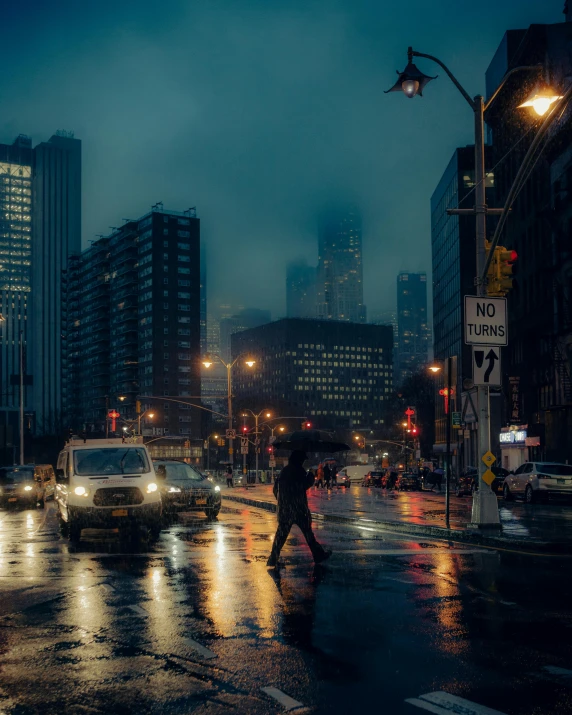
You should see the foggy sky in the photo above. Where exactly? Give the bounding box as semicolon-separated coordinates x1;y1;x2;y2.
1;0;561;319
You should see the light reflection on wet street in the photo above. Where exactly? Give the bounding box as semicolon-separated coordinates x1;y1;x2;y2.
1;502;572;713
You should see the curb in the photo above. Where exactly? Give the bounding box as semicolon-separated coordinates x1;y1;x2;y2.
222;494;572;554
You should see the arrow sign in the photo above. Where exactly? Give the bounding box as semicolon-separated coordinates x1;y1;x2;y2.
472;345;501;386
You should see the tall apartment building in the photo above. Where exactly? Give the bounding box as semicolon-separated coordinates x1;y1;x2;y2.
286;259;317;318
66;207;202;442
316;208;366;323
0;136;33;458
232;318;393;429
396;272;430;385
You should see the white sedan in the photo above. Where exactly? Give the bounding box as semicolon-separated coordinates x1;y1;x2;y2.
502;462;572;504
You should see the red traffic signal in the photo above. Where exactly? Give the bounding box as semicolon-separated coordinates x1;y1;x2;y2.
242;426;248;433
301;420;312;430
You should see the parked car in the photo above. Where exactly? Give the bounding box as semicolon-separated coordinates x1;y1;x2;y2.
154;460;221;519
0;465;52;509
336;470;352;488
456;466;509;496
395;472;421;491
503;462;572;503
55;438;162;542
362;470;385;488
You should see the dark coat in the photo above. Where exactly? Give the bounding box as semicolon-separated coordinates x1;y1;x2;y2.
273;462;314;519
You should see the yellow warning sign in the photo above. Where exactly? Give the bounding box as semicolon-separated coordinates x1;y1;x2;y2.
482;469;495;486
482;451;496;467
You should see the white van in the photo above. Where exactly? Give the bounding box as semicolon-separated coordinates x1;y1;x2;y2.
55;438;162;542
338;464;377;484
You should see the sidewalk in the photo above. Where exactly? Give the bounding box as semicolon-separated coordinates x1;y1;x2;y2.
222;484;572;553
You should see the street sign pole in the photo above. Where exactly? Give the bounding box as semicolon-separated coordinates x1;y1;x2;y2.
445;356;452;529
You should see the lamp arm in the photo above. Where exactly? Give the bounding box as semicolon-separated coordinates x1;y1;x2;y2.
483;65;542;113
410;48;474;109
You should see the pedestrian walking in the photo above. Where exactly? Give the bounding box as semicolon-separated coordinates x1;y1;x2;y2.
323;463;331;489
316;463;324;489
267;450;331;568
307;468;315;488
226;465;234;488
332;465;338;487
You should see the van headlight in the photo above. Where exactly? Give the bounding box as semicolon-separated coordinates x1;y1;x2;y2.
24;485;33;492
168;486;181;493
214;485;221;492
146;482;158;493
74;486;89;497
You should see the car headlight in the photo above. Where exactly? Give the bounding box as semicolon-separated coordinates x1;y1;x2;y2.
168;486;181;493
214;485;221;492
74;486;88;497
147;482;158;493
24;485;33;492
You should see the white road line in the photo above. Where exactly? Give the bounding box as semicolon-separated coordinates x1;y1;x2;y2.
99;583;115;593
181;637;217;659
543;665;572;678
406;691;507;715
127;605;148;617
261;686;304;711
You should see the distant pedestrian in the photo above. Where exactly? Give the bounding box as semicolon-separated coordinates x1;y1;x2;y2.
316;463;324;488
323;463;332;489
226;465;234;488
432;468;444;492
332;465;338;487
307;468;315;488
267;450;331;568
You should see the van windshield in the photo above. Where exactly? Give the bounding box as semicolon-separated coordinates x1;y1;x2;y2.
537;464;572;476
74;448;150;476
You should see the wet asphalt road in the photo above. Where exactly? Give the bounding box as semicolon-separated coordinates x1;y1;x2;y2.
1;502;572;714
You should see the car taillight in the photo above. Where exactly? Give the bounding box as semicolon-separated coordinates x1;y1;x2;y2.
537;474;550;480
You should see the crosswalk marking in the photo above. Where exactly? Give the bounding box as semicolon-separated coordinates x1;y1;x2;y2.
405;691;507;715
261;686;305;711
181;637;217;660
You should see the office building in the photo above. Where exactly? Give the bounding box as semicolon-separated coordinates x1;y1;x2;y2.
316;208;366;323
484;16;572;463
200;241;207;354
396;272;430;385
232;318;393;429
219;307;271;362
66;206;202;448
0;136;33;459
286;259;317;318
31;132;81;434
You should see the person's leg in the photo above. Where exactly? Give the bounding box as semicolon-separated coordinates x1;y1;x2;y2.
295;510;329;562
268;518;293;566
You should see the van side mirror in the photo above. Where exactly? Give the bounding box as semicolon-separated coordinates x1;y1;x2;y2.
56;468;69;484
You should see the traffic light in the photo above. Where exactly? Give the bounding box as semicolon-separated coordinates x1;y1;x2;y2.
302;421;312;430
242;426;248;433
136;400;141;415
486;240;518;296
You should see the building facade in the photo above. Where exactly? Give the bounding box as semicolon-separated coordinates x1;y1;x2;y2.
396;272;430;385
66;207;202;442
430;146;497;467
485;17;572;464
286;259;317;318
316;208;366;323
232;318;393;429
31;132;81;434
0;136;33;460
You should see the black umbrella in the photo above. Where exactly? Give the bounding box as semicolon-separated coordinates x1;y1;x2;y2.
273;429;350;453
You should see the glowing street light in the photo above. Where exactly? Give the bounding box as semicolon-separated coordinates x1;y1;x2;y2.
518;85;563;116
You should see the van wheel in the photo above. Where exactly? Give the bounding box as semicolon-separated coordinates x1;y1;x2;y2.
206;506;221;520
69;522;82;542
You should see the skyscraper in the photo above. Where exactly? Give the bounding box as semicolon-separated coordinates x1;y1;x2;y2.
316;208;366;323
0;136;33;458
286;259;316;318
31;131;81;433
396;272;430;385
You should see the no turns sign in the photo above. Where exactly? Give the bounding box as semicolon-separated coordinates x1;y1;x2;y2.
464;296;507;346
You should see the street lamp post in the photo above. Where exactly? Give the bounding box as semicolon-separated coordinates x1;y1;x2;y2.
202;354;255;467
242;409;271;484
138;410;154;436
385;49;555;528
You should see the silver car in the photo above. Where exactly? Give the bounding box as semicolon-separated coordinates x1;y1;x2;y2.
502;462;572;504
